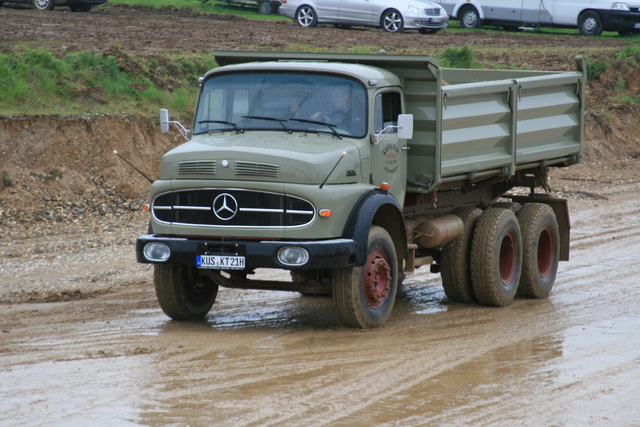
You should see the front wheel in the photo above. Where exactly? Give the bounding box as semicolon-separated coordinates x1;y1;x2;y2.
32;0;54;11
471;208;522;307
295;5;318;28
333;226;398;328
381;9;404;33
154;264;218;320
578;11;603;36
517;204;559;299
459;6;481;29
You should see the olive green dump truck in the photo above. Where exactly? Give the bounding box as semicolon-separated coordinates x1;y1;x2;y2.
136;50;585;328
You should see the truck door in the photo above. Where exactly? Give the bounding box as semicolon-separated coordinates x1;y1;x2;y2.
371;91;407;206
520;0;543;24
338;0;374;25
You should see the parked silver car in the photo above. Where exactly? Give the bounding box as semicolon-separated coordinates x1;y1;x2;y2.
279;0;449;33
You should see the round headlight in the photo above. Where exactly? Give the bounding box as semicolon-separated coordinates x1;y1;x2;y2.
277;246;309;266
143;242;171;262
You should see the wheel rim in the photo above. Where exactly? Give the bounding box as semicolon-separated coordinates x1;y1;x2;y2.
499;232;517;285
463;10;478;27
363;249;392;309
298;7;314;26
584;17;597;32
34;0;49;9
384;12;402;32
537;225;555;279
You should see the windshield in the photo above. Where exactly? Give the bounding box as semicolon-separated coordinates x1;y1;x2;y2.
194;72;367;138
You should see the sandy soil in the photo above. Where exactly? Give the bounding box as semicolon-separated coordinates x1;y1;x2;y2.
1;4;640;426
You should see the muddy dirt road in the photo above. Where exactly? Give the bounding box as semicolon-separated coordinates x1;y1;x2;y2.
2;181;640;426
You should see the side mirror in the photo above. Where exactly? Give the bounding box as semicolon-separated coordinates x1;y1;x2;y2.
397;114;413;140
160;109;170;134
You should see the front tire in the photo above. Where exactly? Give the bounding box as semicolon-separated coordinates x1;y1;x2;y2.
295;5;318;28
381;9;404;33
471;208;522;307
333;226;398;328
32;0;54;11
154;264;218;320
578;11;603;36
459;6;481;29
517;204;559;299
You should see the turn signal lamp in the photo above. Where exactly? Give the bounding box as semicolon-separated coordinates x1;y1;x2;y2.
319;209;332;218
380;182;390;191
143;203;150;212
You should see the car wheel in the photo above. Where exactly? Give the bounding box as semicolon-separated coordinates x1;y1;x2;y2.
459;6;481;29
258;1;275;15
578;11;603;36
381;9;404;33
295;5;318;28
32;0;54;11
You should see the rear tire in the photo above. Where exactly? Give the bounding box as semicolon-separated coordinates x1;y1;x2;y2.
333;226;398;328
258;1;275;15
154;264;218;320
32;0;54;11
459;6;481;29
471;208;522;306
440;207;482;303
516;204;559;299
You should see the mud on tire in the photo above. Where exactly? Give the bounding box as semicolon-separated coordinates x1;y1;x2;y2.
333;226;398;328
440;207;482;303
154;264;218;320
470;208;522;307
516;203;560;299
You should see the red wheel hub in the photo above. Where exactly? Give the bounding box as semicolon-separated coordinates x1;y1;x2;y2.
537;225;555;278
363;250;392;309
499;232;517;285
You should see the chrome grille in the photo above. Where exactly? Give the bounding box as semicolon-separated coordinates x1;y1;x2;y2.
234;161;280;178
152;189;315;227
178;160;216;175
424;8;439;16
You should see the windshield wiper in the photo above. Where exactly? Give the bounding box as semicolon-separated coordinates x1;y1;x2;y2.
289;118;342;139
198;120;243;133
242;116;292;133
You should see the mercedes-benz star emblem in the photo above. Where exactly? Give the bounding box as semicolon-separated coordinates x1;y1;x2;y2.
213;193;238;221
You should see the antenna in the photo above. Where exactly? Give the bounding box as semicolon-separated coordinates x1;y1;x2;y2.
113;150;154;184
319;151;347;189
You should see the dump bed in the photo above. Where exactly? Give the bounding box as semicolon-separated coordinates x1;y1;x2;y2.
212;51;585;194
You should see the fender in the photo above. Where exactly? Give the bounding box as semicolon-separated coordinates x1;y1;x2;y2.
343;189;408;265
452;0;484;19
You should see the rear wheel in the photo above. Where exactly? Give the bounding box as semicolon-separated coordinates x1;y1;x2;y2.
154;264;218;320
471;208;522;306
295;5;318;27
578;11;603;36
258;1;276;15
459;6;481;29
32;0;54;11
440;207;482;303
517;204;559;299
333;226;398;328
381;9;404;33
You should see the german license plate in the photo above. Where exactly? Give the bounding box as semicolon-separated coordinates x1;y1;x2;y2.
635;23;640;28
196;255;245;270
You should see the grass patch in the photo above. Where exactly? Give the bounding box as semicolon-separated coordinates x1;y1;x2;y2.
0;48;217;118
106;0;287;20
439;45;477;69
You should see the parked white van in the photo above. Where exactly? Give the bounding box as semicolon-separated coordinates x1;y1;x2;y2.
434;0;640;36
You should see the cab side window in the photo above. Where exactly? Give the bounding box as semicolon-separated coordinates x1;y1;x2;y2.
374;92;402;133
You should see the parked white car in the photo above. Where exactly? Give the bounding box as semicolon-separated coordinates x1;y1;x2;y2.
434;0;640;36
279;0;449;33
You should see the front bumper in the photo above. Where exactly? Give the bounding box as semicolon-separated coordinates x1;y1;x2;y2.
136;234;358;270
601;9;640;31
